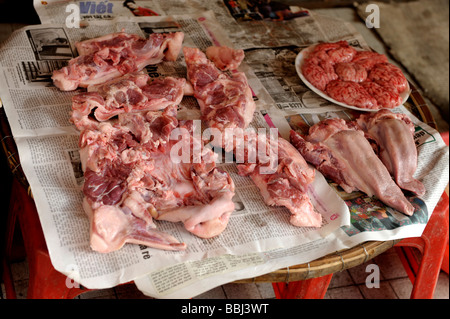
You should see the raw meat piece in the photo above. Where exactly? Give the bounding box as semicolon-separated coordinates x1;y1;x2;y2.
84;198;187;253
80;107;236;252
52;32;184;91
183;47;256;151
326;80;378;109
117;105;178;151
368;63;408;94
357;110;425;196
70;73;186;130
236;132;321;227
76;32;184;61
352;51;388;70
335;62;367;83
360;81;403;109
134;120;235;239
205;45;245;71
290;118;415;216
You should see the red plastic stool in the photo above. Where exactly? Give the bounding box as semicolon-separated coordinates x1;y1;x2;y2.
395;189;449;299
438;131;449;275
2;178;91;299
272;274;333;299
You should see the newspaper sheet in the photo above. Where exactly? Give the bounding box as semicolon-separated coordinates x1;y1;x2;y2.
0;1;447;299
33;0;360;49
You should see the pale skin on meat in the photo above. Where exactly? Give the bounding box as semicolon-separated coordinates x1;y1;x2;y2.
290;118;415;216
357;110;425;196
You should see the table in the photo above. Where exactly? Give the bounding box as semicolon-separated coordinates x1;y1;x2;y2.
0;80;439;298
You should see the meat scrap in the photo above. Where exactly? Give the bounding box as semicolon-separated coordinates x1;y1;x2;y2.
236;133;321;227
52;31;184;91
290;118;415;216
183;46;256;152
80;106;236;253
70;72;186;131
300;41;408;109
356;109;425;196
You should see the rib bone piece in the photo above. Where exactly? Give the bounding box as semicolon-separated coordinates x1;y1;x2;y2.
52;32;184;91
70;72;186;131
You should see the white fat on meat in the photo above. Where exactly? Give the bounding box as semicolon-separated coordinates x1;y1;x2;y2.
71;73;186;131
205;45;245;71
357;109;425;196
290;118;415;216
52;31;184;91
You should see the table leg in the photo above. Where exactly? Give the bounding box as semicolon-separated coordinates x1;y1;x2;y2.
272;274;333;299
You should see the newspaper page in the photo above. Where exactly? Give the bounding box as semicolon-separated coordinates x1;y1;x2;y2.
33;0;361;49
0;3;447;298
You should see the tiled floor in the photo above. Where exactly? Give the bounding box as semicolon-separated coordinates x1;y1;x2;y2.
2;247;449;299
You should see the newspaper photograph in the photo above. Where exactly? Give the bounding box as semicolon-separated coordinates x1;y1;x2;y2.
0;1;447;299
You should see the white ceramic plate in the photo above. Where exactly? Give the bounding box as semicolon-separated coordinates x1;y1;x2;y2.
295;44;410;112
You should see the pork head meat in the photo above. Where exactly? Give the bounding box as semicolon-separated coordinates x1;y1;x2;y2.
52;31;184;91
80;107;235;253
357;109;425;196
290;118;415;216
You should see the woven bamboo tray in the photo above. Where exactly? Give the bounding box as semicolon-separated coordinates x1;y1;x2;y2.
0;82;436;284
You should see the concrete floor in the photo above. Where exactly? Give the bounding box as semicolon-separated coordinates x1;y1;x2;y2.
2;246;449;299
